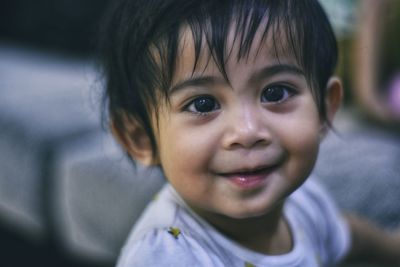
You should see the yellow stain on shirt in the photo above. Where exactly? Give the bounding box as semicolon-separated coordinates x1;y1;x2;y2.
244;262;256;267
167;227;181;239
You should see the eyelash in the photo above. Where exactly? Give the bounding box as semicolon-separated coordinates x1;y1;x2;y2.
184;95;220;115
260;84;297;104
183;84;297;115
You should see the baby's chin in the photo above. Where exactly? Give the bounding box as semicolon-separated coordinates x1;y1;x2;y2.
221;201;285;221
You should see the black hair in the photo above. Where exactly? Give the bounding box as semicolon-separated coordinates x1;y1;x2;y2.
99;0;338;157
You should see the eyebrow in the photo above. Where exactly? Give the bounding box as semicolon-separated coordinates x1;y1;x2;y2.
250;64;305;83
169;64;304;94
169;76;220;94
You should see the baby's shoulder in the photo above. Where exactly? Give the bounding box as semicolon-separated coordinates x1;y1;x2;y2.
117;226;214;266
287;178;350;264
117;185;220;266
286;178;345;239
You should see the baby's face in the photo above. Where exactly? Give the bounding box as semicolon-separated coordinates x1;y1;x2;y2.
152;26;322;220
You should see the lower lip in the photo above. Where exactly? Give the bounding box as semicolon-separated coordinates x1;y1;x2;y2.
223;168;274;190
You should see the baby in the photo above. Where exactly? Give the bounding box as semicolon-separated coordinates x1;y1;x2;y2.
99;0;400;266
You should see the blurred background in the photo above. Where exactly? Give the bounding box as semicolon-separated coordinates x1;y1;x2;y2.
0;0;399;267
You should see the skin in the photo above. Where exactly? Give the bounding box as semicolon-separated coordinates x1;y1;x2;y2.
157;28;322;221
140;26;339;254
112;20;400;266
344;214;400;266
354;0;393;122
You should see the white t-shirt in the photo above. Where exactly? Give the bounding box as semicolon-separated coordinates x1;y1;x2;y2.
117;177;350;267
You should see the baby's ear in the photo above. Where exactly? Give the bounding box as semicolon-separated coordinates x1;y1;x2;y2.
110;113;154;166
325;77;343;125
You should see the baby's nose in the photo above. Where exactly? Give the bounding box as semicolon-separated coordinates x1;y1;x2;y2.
221;105;272;150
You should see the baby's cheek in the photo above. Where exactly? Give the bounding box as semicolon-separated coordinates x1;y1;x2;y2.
282;125;320;174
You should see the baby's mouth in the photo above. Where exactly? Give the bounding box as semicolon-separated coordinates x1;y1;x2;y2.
219;165;278;190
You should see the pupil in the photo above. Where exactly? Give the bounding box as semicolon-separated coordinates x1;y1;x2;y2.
194;97;214;112
264;87;284;102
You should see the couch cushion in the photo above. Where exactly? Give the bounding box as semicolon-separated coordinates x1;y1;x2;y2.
51;132;164;263
314;114;400;230
0;44;99;239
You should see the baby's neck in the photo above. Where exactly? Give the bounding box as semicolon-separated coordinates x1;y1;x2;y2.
236;213;293;255
193;203;293;255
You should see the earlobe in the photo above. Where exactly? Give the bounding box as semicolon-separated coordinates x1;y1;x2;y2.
110;114;155;166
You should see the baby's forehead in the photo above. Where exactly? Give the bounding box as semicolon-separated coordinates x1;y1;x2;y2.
173;23;302;81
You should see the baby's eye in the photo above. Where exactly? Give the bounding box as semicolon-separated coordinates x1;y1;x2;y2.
261;85;294;103
185;96;220;114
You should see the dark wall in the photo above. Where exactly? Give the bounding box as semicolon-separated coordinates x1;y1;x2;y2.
0;0;110;55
